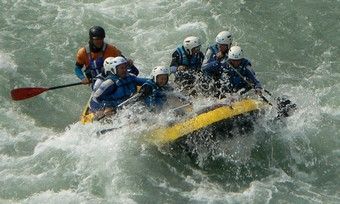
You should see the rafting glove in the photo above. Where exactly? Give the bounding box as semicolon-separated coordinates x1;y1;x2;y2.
255;88;263;96
139;84;153;98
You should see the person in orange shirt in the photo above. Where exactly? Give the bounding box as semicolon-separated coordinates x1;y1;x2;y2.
74;26;139;85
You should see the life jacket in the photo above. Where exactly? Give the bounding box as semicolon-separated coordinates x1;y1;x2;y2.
222;59;254;92
176;46;203;72
84;43;107;79
207;43;229;63
142;80;167;109
105;74;138;107
91;73;107;92
207;44;219;59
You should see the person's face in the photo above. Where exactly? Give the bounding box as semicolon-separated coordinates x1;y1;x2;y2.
218;44;229;53
156;74;168;87
92;37;104;48
191;45;201;54
230;59;241;68
116;63;128;78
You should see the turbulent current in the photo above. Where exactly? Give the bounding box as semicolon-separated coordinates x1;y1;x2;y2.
0;0;339;203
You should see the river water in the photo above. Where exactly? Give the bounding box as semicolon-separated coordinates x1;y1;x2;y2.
0;0;339;203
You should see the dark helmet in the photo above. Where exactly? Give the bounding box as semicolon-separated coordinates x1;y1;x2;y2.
89;26;105;39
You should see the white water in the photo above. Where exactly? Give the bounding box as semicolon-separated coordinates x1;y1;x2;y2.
1;0;339;203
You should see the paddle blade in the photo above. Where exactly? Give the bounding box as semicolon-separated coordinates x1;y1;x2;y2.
10;87;48;101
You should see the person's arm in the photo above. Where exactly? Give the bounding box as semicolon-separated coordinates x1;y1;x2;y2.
201;60;221;75
118;54;139;76
139;83;153;98
75;48;90;84
92;78;104;92
74;64;85;80
127;64;139;76
134;76;149;86
92;79;117;106
202;48;213;65
197;51;205;69
170;51;180;67
244;65;262;89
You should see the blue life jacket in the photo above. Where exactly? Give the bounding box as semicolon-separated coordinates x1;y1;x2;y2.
104;74;138;106
92;74;147;109
202;43;229;78
222;59;261;92
142;80;168;110
176;46;203;72
84;44;107;79
206;43;219;63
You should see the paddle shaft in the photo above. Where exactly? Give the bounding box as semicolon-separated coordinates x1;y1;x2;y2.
47;82;83;90
169;103;192;112
117;93;142;108
95;93;142;121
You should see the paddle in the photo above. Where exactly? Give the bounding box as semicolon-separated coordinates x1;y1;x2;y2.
11;82;83;101
227;65;298;117
94;92;143;121
117;92;142;108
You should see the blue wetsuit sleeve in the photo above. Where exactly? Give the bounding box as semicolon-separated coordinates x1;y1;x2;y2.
128;65;139;76
74;65;85;80
244;67;262;89
140;83;153;97
201;61;220;75
134;77;149;86
170;51;180;67
121;55;140;76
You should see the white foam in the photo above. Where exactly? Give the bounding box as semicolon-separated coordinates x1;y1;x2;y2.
23;190;98;204
175;22;208;32
0;52;17;72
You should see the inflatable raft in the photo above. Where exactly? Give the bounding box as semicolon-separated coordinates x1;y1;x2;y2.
146;98;265;146
80;97;266;147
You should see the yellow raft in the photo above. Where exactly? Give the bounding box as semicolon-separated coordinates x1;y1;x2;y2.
79;97;266;146
147;98;265;145
80;99;94;125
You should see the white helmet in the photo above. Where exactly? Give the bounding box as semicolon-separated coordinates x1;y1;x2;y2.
228;46;244;60
183;36;201;55
215;31;233;45
103;56;127;74
151;66;170;80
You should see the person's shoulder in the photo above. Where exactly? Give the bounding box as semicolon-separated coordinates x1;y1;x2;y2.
100;77;116;87
172;49;180;56
76;47;88;63
144;79;155;85
106;43;120;51
76;47;86;55
142;80;154;89
106;73;118;80
105;43;115;49
164;84;174;91
241;58;252;66
128;73;145;81
207;43;216;48
105;43;122;56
